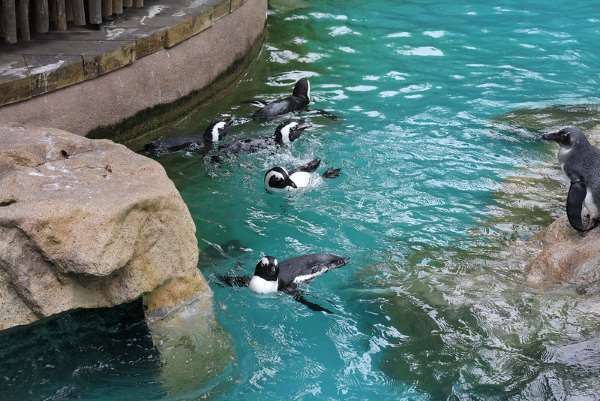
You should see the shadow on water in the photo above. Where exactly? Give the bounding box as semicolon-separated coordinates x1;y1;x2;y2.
0;300;162;401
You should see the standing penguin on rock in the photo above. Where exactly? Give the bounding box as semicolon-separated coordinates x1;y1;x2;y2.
542;127;600;231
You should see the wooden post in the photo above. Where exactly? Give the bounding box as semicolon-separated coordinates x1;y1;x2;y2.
66;0;73;23
123;0;131;7
1;0;17;43
101;0;111;17
34;0;49;33
112;0;122;15
87;0;100;23
71;0;85;25
50;0;67;30
16;0;30;40
133;0;141;7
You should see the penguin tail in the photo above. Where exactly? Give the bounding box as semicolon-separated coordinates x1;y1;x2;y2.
322;168;341;179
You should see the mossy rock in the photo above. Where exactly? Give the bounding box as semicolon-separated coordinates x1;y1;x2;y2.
495;103;600;133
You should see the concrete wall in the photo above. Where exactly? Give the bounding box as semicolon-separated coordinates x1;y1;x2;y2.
0;0;267;136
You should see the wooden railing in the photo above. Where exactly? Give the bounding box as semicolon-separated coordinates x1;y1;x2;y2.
0;0;145;44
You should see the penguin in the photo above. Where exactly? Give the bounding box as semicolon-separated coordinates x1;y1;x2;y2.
264;159;341;193
218;254;349;313
143;120;231;156
252;78;311;121
542;127;600;231
216;119;310;156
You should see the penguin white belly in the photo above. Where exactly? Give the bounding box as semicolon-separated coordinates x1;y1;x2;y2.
289;171;312;189
583;189;599;229
249;276;279;294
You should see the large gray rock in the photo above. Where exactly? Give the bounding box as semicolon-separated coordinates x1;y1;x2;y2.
0;124;204;331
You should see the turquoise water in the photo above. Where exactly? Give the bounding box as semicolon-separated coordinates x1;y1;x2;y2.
3;1;600;400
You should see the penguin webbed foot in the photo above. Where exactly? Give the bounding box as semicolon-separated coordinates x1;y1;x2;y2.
322;168;341;179
282;287;334;314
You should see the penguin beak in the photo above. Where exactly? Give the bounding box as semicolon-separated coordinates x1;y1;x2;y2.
286;178;298;188
542;131;561;142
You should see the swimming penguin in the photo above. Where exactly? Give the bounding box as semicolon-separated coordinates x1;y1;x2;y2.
264;159;341;192
216;119;310;156
252;78;311;121
542;127;600;231
218;254;349;313
144;120;231;156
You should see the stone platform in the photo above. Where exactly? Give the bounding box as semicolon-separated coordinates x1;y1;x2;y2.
0;0;266;135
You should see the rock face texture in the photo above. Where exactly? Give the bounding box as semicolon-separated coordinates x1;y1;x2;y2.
0;124;204;331
528;217;600;294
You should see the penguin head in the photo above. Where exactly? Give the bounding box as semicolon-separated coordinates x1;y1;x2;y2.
542;127;589;148
292;78;311;102
274;120;310;145
264;167;297;192
254;256;280;281
203;120;232;144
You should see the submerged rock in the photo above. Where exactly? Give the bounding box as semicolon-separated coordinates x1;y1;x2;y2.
495;103;600;134
0;124;199;329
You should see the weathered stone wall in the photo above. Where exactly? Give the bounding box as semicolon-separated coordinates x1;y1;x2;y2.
0;0;267;136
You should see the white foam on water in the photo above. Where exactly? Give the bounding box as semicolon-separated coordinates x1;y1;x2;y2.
396;46;444;57
423;30;446;38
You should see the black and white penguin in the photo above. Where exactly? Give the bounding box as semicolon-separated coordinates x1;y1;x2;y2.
216;119;310;155
252;78;311;120
218;254;349;313
542;127;600;231
144;120;231;156
264;159;341;192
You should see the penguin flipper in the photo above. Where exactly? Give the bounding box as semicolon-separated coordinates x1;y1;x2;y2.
217;275;251;287
240;99;266;107
566;181;598;232
282;286;334;314
292;159;321;174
